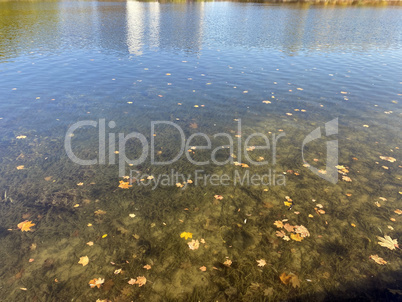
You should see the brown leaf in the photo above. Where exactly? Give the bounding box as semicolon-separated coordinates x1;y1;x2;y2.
280;272;300;288
283;223;294;232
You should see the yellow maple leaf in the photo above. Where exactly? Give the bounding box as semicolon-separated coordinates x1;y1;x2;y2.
180;232;193;240
284;201;292;207
17;220;35;232
290;233;303;242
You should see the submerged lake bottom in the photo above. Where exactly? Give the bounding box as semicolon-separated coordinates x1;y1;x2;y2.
0;1;401;301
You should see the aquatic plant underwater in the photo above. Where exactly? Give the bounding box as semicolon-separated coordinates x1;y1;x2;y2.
0;102;401;301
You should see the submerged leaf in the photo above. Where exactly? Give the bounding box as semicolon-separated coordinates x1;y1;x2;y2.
223;259;232;267
283;223;294;233
118;180;132;189
180;232;193;240
280;272;300;288
370;255;387;265
17;220;35;232
377;236;399;250
134;276;146;287
188;239;200;250
78;256;89;266
89;278;104;288
276;230;286;238
290;233;303;242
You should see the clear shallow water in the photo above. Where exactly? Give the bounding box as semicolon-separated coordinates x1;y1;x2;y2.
0;1;401;301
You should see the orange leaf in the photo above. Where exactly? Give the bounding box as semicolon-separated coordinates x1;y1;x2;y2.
17;220;35;232
118;180;132;189
280;272;292;285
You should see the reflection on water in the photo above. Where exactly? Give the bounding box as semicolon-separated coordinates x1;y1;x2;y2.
1;1;402;59
0;1;401;301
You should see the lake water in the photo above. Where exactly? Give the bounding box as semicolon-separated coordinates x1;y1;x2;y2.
0;1;401;301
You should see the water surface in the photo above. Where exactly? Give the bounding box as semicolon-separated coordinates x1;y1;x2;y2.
0;1;401;301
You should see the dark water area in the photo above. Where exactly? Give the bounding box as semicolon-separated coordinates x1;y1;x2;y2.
0;1;401;301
